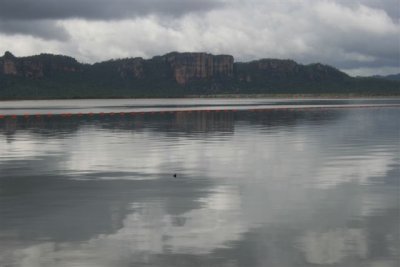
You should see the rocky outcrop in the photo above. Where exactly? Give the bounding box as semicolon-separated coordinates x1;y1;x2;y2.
213;55;234;77
4;50;390;100
22;60;44;78
117;58;144;79
2;51;18;75
3;60;17;75
256;59;298;71
1;51;348;86
234;58;349;84
164;52;234;85
0;52;370;96
0;52;82;78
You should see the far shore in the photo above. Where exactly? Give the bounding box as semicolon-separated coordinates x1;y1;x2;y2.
184;93;400;99
0;93;400;102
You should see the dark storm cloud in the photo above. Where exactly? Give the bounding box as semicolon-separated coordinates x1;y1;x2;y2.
0;20;70;40
0;0;398;75
0;0;224;20
0;0;223;41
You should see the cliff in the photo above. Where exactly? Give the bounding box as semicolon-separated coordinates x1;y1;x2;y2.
0;51;399;99
165;52;233;85
236;59;348;81
0;51;83;79
0;51;343;83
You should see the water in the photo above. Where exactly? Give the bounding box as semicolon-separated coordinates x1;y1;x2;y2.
0;99;399;267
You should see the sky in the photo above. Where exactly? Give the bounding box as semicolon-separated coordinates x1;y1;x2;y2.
0;0;399;76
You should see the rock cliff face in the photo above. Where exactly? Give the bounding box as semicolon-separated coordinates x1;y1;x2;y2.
3;60;18;75
213;55;234;77
117;58;144;79
22;60;44;78
5;50;394;100
256;59;298;71
164;52;234;85
1;51;347;86
0;51;82;78
2;51;18;75
234;58;349;84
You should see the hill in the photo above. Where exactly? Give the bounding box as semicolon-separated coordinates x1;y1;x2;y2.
0;51;399;99
371;73;400;81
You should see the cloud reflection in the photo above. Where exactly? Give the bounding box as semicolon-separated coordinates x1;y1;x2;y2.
6;185;246;267
299;228;367;264
0;107;399;266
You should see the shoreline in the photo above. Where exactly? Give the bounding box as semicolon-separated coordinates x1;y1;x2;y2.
1;94;400;102
184;93;400;99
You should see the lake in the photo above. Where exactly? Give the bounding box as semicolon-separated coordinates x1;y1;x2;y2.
0;98;399;267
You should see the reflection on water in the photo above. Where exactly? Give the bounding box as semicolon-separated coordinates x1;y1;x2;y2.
0;104;399;267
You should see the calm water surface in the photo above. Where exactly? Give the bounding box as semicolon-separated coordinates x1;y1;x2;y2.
0;99;399;267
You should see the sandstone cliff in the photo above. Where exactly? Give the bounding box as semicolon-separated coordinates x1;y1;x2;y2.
0;51;346;84
0;51;83;78
118;58;144;79
164;52;234;85
2;51;18;75
234;58;349;85
1;51;398;99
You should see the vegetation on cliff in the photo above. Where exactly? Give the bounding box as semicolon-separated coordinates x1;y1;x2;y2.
0;51;398;99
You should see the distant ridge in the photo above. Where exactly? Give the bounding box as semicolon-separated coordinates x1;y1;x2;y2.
0;51;399;99
371;73;400;81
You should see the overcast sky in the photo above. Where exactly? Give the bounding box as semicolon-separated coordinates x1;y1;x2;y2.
0;0;398;76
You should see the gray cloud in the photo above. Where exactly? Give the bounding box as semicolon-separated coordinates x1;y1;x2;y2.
0;0;223;41
0;0;224;20
0;20;70;41
337;0;400;20
0;0;398;75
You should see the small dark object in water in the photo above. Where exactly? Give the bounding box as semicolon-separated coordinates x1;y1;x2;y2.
173;174;177;178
